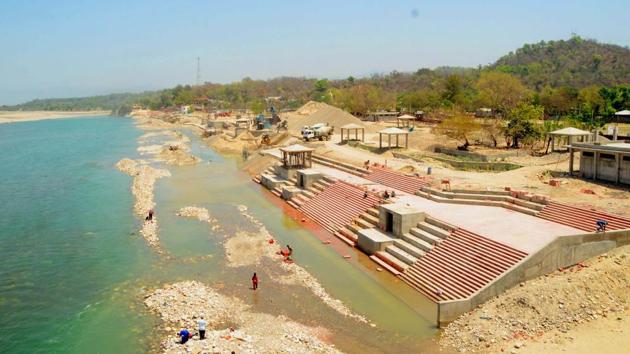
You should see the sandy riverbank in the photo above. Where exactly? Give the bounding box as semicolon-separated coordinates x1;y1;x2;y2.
440;244;630;353
0;110;110;124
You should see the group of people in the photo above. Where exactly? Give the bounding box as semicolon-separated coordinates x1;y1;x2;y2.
177;315;207;344
382;190;396;199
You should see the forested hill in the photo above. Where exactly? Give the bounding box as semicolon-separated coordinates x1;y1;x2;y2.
1;92;158;112
493;36;630;90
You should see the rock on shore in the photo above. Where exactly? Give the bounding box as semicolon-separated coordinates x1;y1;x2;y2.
144;281;341;354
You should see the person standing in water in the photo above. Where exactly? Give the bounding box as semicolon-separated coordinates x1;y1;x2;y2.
252;272;258;290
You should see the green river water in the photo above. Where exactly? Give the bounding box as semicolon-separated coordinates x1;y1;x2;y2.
0;116;440;353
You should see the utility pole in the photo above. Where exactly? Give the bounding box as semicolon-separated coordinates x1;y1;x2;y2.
196;57;201;86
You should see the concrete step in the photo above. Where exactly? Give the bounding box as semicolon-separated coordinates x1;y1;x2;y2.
410;227;443;245
369;254;401;276
354;218;374;229
385;245;418;265
312;182;326;192
393;239;426;259
424;216;456;232
322;176;337;184
287;200;300;209
417;221;450;239
366;207;379;218
301;190;315;198
346;223;362;233
334;231;356;247
338;227;358;242
402;233;434;252
359;213;379;226
374;251;408;272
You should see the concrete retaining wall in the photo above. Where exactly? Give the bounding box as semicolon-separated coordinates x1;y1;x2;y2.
437;230;630;327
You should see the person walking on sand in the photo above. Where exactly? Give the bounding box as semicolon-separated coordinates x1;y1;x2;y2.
198;315;207;340
252;272;258;290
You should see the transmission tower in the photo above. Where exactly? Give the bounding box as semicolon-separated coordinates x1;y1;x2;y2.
196;57;201;85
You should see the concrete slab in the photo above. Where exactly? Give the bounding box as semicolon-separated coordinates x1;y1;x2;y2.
311;164;582;254
357;228;394;254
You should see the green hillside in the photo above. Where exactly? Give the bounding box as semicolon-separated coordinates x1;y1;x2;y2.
493;36;630;89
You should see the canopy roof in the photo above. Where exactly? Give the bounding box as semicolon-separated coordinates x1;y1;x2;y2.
340;123;364;129
397;114;416;119
548;127;591;136
615;110;630;116
379;127;408;135
280;144;314;153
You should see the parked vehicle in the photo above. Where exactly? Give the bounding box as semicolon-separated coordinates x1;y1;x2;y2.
302;123;333;141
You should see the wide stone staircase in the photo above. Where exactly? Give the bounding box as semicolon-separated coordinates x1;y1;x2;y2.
537;201;630;231
298;180;381;235
416;187;546;216
400;228;528;302
364;167;431;194
311;154;369;176
336;206;380;246
370;216;453;275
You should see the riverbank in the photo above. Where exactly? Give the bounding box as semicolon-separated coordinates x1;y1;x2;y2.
440;244;630;353
0;110;110;124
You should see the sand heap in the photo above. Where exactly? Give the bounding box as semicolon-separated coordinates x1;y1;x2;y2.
116;158;170;252
287;102;363;131
296;101;328;115
145;281;340;354
440;245;630;353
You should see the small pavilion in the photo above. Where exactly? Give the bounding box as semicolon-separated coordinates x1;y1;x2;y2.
396;114;416;128
340;123;365;142
548;127;591;152
280;144;314;168
378;127;409;149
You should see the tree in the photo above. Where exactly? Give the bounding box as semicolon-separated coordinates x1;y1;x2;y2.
333;84;394;116
539;86;579;116
475;71;530;115
505;103;544;148
578;85;605;118
434;112;481;150
311;79;330;102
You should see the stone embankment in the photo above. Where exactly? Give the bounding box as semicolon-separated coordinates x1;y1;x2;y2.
440;244;630;353
144;281;341;354
116;158;170;252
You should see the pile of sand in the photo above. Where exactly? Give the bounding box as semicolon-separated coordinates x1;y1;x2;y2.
296;101;328;115
287;103;363;131
440;244;630;353
144;281;339;354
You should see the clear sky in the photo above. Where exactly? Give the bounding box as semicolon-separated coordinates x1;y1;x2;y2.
1;0;628;105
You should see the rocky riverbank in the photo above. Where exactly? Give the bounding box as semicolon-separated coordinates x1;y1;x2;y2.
116;158;170;253
144;281;341;354
440;244;630;353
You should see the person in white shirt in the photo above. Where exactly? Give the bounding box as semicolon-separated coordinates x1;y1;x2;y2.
198;315;207;340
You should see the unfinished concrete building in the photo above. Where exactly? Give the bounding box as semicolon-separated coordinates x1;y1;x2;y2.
570;142;630;185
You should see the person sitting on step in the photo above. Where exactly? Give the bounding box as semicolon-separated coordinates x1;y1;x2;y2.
596;219;608;232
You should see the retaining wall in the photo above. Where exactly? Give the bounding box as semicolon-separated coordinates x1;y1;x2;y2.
437;229;630;327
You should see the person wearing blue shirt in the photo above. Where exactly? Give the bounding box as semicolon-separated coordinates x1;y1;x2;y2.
178;329;191;344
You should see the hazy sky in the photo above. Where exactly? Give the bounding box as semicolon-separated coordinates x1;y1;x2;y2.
1;0;628;105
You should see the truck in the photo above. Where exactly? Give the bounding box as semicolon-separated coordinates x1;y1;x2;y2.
301;123;334;141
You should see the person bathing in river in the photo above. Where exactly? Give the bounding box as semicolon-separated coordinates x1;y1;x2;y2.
145;209;154;222
280;245;293;261
252;272;258;290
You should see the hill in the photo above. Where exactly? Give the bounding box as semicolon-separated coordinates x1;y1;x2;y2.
493;36;630;89
2;92;159;112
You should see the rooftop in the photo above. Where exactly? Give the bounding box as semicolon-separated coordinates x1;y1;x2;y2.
379;127;409;135
279;144;315;153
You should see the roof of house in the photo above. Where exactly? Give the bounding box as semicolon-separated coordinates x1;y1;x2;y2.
340;123;364;129
549;127;591;136
280;144;314;153
615;110;630;116
379;127;409;135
